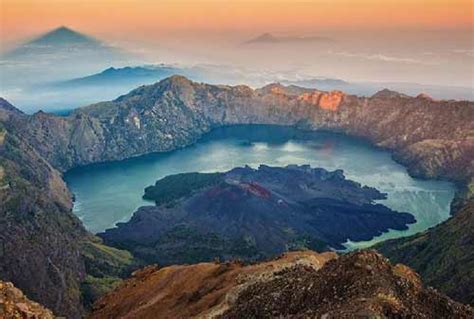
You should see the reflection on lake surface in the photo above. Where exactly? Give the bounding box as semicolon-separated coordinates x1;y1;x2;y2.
64;125;455;248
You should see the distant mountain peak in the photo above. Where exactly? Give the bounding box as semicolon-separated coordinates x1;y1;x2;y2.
161;74;194;86
245;33;279;44
2;25;132;72
27;26;100;46
416;93;434;101
245;33;333;45
371;88;408;99
258;82;288;94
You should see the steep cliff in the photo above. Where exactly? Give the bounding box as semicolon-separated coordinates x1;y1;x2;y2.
0;103;88;317
0;101;135;318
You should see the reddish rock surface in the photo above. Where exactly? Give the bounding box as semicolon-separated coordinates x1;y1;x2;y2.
89;250;473;319
0;281;54;319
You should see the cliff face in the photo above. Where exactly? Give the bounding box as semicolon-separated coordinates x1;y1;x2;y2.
1;77;473;316
0;101;134;318
89;250;473;319
10;76;473;185
0;104;88;317
377;200;474;305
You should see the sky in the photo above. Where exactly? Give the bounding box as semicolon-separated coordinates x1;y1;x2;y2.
0;0;473;88
1;0;472;44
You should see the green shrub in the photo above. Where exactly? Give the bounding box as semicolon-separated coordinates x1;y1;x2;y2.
143;172;223;205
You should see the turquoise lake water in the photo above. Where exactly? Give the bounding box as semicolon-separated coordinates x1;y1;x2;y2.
64;125;455;248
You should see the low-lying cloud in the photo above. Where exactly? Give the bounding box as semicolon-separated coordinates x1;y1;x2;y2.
333;51;435;65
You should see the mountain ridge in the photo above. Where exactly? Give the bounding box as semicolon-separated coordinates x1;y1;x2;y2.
89;250;474;318
1;76;473;316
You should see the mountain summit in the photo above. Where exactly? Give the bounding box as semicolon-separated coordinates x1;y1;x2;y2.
1;26;134;86
245;33;333;44
245;33;279;43
26;26;100;46
4;26;109;59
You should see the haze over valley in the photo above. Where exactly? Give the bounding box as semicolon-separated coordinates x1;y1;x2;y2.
1;25;473;113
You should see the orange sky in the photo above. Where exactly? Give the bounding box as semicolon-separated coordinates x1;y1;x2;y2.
1;0;472;45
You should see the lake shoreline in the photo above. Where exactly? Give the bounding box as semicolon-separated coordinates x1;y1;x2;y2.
64;124;455;248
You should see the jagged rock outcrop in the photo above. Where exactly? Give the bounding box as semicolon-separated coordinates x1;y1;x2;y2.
89;250;474;319
377;200;474;305
0;281;54;319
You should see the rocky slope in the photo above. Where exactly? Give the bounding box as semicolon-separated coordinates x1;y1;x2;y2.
1;76;473;315
100;165;414;264
89;250;473;319
0;99;136;318
0;100;88;317
0;280;54;319
377;199;474;305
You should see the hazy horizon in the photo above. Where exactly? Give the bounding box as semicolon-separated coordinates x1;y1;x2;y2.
0;0;473;112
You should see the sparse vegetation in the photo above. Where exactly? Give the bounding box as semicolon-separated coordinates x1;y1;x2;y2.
81;275;123;310
0;125;6;145
80;237;135;278
467;180;474;199
79;237;137;310
143;172;223;205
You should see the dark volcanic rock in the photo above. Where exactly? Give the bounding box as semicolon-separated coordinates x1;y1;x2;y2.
99;165;415;264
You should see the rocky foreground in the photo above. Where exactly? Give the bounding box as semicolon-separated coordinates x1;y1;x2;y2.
1;76;473;317
90;250;473;319
0;281;54;319
100;165;414;264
